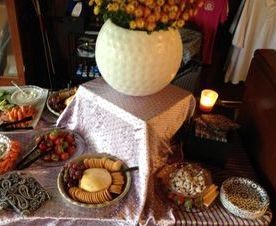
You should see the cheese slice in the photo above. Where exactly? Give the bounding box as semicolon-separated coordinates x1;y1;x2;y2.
65;94;75;106
204;184;218;196
203;190;219;207
79;168;112;192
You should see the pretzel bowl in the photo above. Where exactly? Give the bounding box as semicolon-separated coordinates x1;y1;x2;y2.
57;154;131;208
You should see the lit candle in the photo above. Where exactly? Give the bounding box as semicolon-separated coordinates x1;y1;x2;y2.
199;89;219;113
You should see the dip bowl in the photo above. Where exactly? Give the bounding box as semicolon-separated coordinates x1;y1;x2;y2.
11;86;43;106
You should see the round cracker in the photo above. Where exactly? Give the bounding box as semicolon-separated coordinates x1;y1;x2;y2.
83;159;90;168
109;185;122;194
111;160;122;171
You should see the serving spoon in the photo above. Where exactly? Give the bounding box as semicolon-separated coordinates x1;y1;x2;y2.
11;81;27;96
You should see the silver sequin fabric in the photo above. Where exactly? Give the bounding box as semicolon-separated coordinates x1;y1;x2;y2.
0;78;195;225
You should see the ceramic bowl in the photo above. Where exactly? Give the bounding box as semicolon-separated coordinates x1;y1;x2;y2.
11;86;43;106
0;134;11;160
220;177;269;219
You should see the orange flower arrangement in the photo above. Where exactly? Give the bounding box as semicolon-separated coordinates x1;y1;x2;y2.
88;0;204;32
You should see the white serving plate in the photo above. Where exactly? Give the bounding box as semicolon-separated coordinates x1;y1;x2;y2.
0;85;48;133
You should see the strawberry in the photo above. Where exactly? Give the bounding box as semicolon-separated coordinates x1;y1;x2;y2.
65;133;75;144
48;129;59;141
67;146;76;156
61;152;69;161
39;142;48;152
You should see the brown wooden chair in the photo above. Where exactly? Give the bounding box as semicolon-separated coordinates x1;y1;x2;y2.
237;49;276;213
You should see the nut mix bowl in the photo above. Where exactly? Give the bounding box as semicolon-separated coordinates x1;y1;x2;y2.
156;162;212;210
220;177;270;219
57;154;131;208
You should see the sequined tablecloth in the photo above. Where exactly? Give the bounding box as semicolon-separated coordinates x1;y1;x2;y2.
0;79;273;226
55;78;196;225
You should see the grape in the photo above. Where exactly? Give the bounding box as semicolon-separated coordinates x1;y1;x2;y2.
63;162;85;190
71;163;78;169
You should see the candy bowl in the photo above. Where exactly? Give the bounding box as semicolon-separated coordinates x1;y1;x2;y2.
57;154;131;208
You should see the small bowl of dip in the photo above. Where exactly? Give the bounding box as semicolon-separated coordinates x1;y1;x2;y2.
0;134;11;160
11;86;43;106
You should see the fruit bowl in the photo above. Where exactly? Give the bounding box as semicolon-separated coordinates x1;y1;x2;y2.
57;154;131;208
36;128;86;167
16;128;86;170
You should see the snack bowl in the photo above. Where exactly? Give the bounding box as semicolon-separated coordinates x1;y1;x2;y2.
11;86;43;106
169;163;211;199
57;154;131;208
156;162;212;211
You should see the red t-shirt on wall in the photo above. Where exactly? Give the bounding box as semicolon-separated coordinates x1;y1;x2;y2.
193;0;228;64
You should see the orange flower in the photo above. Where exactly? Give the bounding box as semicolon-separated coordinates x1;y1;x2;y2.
143;6;151;17
168;11;177;20
168;0;175;6
157;0;165;6
129;20;137;29
162;4;170;13
88;0;94;6
146;22;156;32
95;0;102;6
126;3;135;13
170;5;178;13
93;6;100;15
134;6;144;17
154;11;161;22
144;0;153;7
160;14;169;23
176;19;185;28
88;0;203;31
182;11;189;20
136;18;145;29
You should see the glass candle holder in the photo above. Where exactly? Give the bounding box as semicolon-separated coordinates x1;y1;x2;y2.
199;89;218;113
